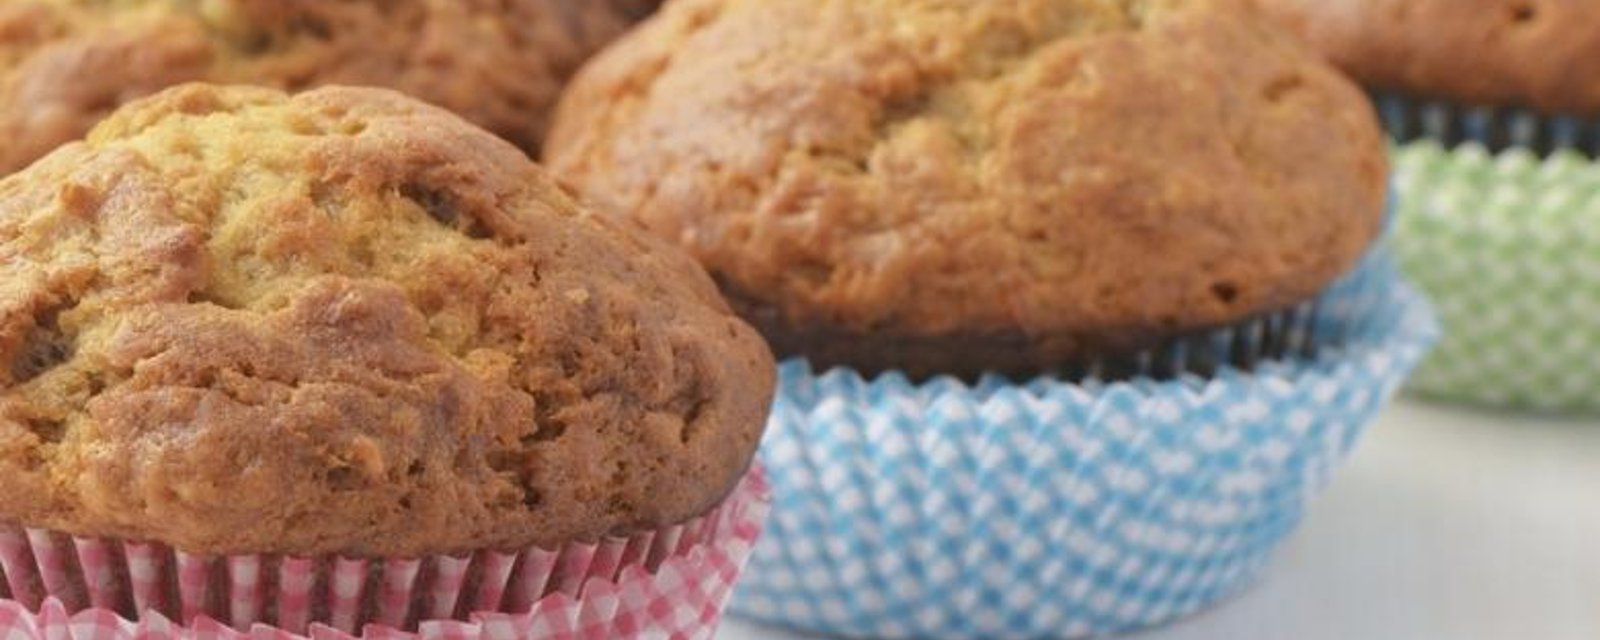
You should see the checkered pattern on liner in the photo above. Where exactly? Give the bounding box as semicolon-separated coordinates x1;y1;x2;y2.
0;472;768;640
731;266;1437;639
1382;98;1600;412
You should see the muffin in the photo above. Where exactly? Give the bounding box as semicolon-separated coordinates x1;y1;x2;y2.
0;83;773;637
547;1;1437;637
0;0;659;175
547;0;1388;380
1258;0;1600;412
1254;0;1600;119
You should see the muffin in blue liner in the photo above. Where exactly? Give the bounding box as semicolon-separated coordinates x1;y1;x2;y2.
729;243;1438;639
1373;93;1600;412
545;1;1413;635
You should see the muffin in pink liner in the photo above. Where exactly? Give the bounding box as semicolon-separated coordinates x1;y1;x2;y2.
0;84;774;637
0;467;768;639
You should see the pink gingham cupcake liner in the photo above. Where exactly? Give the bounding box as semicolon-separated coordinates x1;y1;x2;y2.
0;468;768;640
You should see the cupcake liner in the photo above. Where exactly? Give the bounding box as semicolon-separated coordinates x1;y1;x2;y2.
1378;93;1600;412
0;468;770;640
1375;93;1600;157
729;247;1438;639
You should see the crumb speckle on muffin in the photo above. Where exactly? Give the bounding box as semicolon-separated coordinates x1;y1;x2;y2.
0;83;774;557
546;0;1388;377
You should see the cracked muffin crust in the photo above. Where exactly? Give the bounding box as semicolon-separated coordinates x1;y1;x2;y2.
0;0;658;175
0;84;774;557
1254;0;1600;115
545;0;1389;378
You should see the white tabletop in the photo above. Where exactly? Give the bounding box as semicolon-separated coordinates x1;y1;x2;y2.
720;400;1600;640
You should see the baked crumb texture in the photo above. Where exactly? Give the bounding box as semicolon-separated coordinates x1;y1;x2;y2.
1255;0;1600;115
546;0;1390;378
0;0;654;173
0;84;774;557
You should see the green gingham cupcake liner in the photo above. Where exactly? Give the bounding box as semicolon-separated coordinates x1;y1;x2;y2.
1380;94;1600;412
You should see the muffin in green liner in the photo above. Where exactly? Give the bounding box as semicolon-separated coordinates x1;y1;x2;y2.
1253;0;1600;412
1392;141;1600;412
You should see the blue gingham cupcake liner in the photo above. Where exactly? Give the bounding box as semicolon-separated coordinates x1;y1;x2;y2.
1377;93;1600;412
729;242;1438;639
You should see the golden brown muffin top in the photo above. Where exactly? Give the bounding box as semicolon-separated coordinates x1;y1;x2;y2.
546;0;1388;376
1255;0;1600;115
0;84;773;557
0;0;655;174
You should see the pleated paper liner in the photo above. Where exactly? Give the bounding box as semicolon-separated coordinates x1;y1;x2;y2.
730;244;1439;639
0;467;769;640
1378;92;1600;412
1376;92;1600;158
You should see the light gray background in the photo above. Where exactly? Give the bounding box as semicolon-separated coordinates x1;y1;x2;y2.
720;401;1600;640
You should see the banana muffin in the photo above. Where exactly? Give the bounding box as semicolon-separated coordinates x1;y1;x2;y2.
0;0;658;174
546;0;1389;378
0;83;774;557
1254;0;1600;115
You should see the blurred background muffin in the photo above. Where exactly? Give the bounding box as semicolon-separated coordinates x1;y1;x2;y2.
0;0;659;174
546;1;1436;637
1254;0;1600;123
1259;0;1600;412
0;83;771;636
